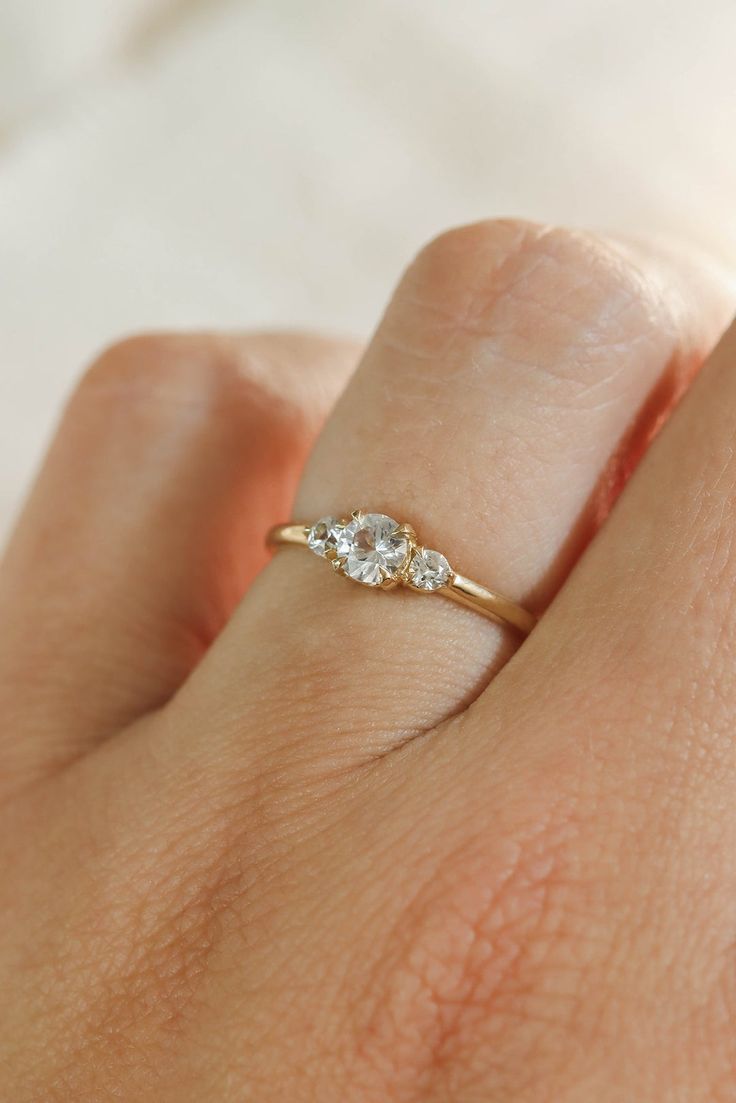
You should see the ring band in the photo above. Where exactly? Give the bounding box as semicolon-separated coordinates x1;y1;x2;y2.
267;510;536;636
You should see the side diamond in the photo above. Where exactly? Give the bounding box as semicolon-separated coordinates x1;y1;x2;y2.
409;547;451;591
307;516;342;557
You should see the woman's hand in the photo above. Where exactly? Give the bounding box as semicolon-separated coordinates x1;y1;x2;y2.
1;221;735;1101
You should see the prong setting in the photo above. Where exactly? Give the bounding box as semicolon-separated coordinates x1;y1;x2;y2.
307;511;455;592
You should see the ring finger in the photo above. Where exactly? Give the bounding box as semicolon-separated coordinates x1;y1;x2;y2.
177;219;733;768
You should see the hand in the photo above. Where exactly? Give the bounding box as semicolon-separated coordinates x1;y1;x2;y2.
1;221;734;1101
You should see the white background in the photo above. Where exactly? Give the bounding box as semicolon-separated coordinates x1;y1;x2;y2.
1;0;735;536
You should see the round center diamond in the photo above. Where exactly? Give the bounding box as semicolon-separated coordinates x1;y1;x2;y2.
336;513;409;586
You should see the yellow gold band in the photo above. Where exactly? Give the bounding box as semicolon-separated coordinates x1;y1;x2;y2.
267;512;536;637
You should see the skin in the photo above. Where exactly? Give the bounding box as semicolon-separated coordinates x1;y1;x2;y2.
1;219;736;1100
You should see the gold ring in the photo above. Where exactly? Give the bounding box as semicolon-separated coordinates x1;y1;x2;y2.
267;511;536;636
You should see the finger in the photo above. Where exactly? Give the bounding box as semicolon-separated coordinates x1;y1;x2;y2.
174;219;733;773
482;312;736;785
0;331;359;791
391;321;736;1103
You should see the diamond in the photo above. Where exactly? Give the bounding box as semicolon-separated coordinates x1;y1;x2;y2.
336;513;410;586
409;547;451;591
307;516;342;557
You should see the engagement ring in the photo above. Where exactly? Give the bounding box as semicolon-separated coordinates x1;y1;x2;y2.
268;510;536;635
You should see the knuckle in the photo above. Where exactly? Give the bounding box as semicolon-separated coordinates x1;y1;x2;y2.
74;332;237;412
411;216;546;290
59;333;250;475
70;332;333;450
392;218;667;382
398;218;548;337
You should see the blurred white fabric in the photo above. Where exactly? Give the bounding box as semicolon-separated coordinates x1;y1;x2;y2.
1;0;735;536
